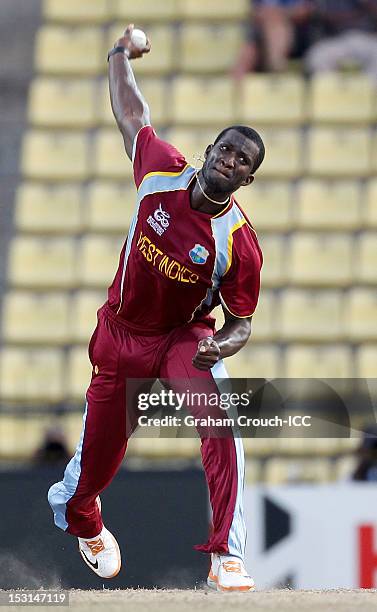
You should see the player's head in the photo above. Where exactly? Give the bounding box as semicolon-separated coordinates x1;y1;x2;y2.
202;126;265;195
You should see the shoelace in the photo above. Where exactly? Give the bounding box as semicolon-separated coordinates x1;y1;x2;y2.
86;538;105;555
222;561;243;574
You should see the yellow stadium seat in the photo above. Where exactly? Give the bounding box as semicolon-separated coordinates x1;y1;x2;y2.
235;181;292;231
279;289;343;341
346;288;377;341
171;77;235;125
93;129;133;179
288;233;353;287
8;236;77;289
66;346;92;400
78;235;124;288
70;290;106;343
226;344;282;378
244;459;261;483
43;0;112;23
180;0;249;20
63;412;85;450
179;24;242;73
257;129;303;178
21;131;90;181
364;179;377;228
0;415;56;459
86;181;137;232
166;128;219;166
307;128;371;177
264;458;332;484
113;0;179;21
250;290;276;341
355;345;377;377
35;26;105;75
240;74;306;125
274;438;344;457
108;25;175;75
15;183;83;234
2;291;70;345
309;73;375;124
357;232;377;283
28;78;98;128
99;77;168;126
285;345;352;377
296;179;361;230
257;234;287;287
0;347;64;401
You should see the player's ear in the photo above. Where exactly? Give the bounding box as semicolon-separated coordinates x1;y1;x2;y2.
204;144;213;159
242;174;254;186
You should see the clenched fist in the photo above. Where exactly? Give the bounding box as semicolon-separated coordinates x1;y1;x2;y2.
113;23;151;60
192;337;221;371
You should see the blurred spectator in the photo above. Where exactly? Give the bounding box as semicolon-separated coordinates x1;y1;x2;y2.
33;425;71;465
305;1;377;83
352;425;377;481
233;0;315;78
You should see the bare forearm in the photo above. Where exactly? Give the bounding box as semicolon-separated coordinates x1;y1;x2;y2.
214;318;251;359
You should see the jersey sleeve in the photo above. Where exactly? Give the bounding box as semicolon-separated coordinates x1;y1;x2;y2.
132;125;187;189
219;225;263;318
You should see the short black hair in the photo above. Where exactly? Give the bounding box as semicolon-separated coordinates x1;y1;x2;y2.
214;125;265;173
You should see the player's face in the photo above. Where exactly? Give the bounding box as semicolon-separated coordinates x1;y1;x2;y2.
202;130;258;194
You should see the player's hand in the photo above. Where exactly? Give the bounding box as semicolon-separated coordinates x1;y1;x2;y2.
192;337;221;371
114;23;151;60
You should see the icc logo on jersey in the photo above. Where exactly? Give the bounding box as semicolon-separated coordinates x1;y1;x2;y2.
189;244;209;264
147;203;170;236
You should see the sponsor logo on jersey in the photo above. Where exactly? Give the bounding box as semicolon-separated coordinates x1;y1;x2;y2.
137;231;199;284
189;244;209;265
147;203;170;236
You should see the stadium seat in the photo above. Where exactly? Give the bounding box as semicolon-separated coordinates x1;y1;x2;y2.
0;415;55;459
257;234;287;287
264;457;332;484
256;129;303;178
43;0;112;23
179;24;242;73
0;347;64;401
99;77;169;127
179;0;249;20
364;179;377;228
279;289;343;341
21;131;90;181
243;459;261;483
240;74;306;125
357;232;377;283
355;345;377;377
307;128;371;177
250;290;276;341
108;25;175;75
296;179;361;230
93;129;133;180
63;412;85;450
171;77;235;125
226;344;282;378
113;0;179;21
35;26;105;76
1;291;70;345
28;78;98;128
85;181;137;232
8;236;77;289
128;437;200;459
166;128;220;166
66;346;92;400
285;345;353;377
15;183;83;234
309;73;375;124
288;233;353;287
235;181;292;231
274;438;344;457
78;235;124;288
346;288;377;341
70;290;106;343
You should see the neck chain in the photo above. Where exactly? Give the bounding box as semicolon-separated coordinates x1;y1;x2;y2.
196;173;230;206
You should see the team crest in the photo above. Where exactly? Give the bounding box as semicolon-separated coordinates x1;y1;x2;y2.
189;244;209;264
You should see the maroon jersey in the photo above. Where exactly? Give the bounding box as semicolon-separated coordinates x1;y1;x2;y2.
107;126;263;334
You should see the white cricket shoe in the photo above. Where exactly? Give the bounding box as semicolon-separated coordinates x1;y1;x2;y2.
78;526;121;578
207;553;255;592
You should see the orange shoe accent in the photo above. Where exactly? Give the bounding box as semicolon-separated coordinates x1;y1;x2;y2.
222;561;242;573
86;538;105;555
217;584;256;592
208;570;218;583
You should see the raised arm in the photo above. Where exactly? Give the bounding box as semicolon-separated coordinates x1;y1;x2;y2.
108;24;151;160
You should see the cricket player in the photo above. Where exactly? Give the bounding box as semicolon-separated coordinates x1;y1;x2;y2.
48;25;265;593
